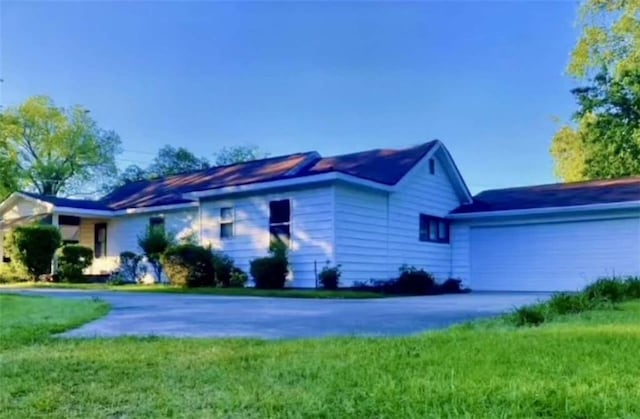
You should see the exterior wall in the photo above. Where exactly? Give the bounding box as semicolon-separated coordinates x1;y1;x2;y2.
450;223;471;284
387;153;460;280
104;209;198;279
334;184;390;285
451;210;640;291
200;186;335;287
333;153;465;285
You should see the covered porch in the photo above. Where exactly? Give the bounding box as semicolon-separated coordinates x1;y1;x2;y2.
0;193;116;275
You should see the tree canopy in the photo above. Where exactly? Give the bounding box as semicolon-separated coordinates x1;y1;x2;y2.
213;145;269;167
110;145;268;191
147;145;210;178
551;0;640;181
0;96;121;197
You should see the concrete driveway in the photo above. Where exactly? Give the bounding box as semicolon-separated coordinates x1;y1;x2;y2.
6;289;549;339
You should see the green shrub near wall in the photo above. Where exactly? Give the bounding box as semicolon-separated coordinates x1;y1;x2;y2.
161;244;216;288
57;245;94;283
6;225;61;281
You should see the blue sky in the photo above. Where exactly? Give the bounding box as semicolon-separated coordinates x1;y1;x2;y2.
2;1;579;193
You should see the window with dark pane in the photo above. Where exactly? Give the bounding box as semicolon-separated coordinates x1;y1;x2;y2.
94;223;108;258
60;215;81;245
419;214;449;244
429;158;436;175
269;199;291;246
220;207;234;239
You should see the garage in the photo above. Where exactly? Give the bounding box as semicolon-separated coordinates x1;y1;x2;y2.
451;177;640;292
469;217;640;291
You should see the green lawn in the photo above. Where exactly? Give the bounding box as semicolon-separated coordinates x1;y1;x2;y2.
0;282;385;299
2;294;640;417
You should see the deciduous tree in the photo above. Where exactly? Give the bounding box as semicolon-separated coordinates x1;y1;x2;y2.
551;0;640;181
0;96;121;196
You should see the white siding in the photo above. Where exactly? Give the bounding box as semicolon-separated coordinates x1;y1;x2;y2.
468;214;640;291
200;186;335;287
450;223;471;283
108;209;198;256
387;153;461;280
334;184;390;285
333;153;464;285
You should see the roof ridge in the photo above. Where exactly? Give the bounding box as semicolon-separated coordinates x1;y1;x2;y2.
321;140;438;160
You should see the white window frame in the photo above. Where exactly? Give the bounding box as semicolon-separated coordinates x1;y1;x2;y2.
220;207;234;239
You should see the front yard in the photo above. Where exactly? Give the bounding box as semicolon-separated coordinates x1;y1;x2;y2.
1;293;640;417
0;282;386;299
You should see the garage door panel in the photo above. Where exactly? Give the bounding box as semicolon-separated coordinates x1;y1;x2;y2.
470;217;640;291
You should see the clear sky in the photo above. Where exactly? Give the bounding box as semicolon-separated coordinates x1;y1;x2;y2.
1;1;579;193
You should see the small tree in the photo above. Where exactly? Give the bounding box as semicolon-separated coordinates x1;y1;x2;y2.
137;225;174;283
161;244;215;288
118;251;146;283
7;225;61;281
57;245;94;283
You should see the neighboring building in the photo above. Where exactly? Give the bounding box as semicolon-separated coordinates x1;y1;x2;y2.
1;140;638;291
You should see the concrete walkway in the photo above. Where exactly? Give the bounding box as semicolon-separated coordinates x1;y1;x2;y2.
5;289;549;339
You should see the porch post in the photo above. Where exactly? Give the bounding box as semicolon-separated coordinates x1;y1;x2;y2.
0;230;4;264
51;213;59;275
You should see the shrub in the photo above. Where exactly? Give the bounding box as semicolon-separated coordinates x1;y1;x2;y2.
0;263;29;283
438;278;470;294
393;265;437;295
57;245;94;283
546;292;594;315
319;262;341;290
512;304;546;327
623;276;640;299
6;225;61;281
119;251;146;283
211;252;236;287
583;277;628;303
250;242;289;289
138;225;174;283
229;268;248;288
161;244;215;288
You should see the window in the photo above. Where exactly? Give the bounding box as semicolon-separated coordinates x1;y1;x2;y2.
59;215;81;245
94;223;108;258
269;199;291;246
429;158;436;175
149;216;165;230
419;214;449;243
220;207;234;239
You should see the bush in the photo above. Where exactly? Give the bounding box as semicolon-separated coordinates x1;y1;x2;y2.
250;241;289;289
211;252;236;287
138;225;174;283
0;263;28;283
161;244;215;288
583;277;628;303
512;304;546;327
57;245;94;283
393;265;437;295
624;277;640;299
319;262;341;290
6;225;61;281
118;251;146;283
438;278;470;294
546;292;595;315
229;268;248;288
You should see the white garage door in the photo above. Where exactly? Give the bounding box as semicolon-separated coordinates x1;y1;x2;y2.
470;217;640;291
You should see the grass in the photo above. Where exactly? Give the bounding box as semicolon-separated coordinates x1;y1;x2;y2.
2;294;640;417
0;282;386;299
0;294;109;350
